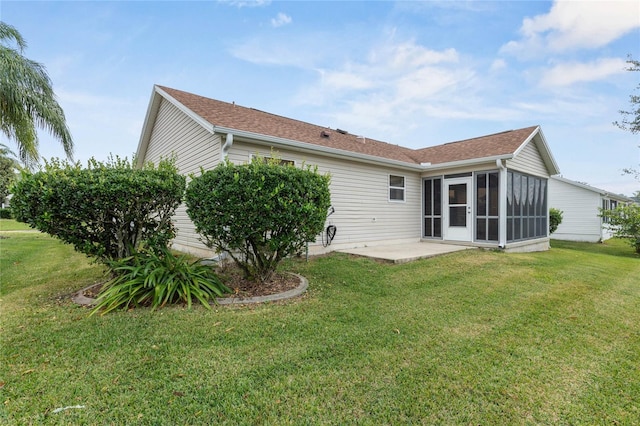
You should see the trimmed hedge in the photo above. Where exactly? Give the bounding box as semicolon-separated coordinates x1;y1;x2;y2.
186;157;331;283
11;157;185;263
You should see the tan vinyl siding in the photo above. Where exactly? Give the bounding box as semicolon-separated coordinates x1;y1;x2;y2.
228;141;422;250
144;99;220;173
506;141;548;177
142;98;222;254
548;178;603;242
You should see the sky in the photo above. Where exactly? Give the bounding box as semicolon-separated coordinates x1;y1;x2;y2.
2;0;639;196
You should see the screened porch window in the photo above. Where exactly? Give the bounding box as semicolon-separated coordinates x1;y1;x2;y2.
423;177;442;238
602;199;618;223
476;171;499;242
506;171;547;242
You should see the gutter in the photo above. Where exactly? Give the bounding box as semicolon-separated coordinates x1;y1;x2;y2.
421;154;514;172
212;125;515;173
221;133;234;160
212;125;426;171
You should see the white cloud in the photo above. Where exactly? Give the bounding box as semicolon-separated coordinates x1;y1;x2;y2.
540;57;628;87
310;39;464;98
292;38;487;140
218;0;271;8
271;12;292;28
319;69;372;91
373;42;459;69
502;0;640;56
490;59;507;72
230;34;330;68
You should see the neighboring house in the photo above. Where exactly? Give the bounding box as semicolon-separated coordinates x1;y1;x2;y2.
136;85;561;257
548;176;634;242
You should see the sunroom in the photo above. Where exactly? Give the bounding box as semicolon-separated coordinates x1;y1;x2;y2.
418;127;559;252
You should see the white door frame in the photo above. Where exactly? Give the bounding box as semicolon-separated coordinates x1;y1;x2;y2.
444;176;473;242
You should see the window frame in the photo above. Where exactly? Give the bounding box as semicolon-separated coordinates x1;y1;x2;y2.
602;198;618;224
475;171;500;242
389;174;406;202
423;177;443;238
506;171;547;242
249;153;296;167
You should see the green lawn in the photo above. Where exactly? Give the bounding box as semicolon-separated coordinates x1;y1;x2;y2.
0;218;33;231
1;226;639;424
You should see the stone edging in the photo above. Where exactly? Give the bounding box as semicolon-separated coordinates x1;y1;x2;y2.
216;273;308;305
72;272;308;307
72;287;97;306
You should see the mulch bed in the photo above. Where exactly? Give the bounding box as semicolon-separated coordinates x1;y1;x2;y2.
82;263;300;300
218;265;300;298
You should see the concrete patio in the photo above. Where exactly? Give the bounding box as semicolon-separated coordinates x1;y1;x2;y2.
337;242;476;264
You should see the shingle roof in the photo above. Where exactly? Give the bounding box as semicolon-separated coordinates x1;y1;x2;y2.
414;126;539;165
158;85;539;166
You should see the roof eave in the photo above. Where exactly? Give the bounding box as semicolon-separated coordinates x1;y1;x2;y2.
212;125;426;171
135;86;162;168
421;154;514;172
136;86;217;168
550;175;634;202
514;126;561;176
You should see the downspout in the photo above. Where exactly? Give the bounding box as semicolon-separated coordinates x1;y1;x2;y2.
496;158;507;249
221;133;234;160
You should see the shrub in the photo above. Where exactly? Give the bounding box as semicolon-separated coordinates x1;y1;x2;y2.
186;157;331;283
0;208;11;219
549;208;563;234
10;157;185;263
0;155;16;206
91;248;231;315
601;204;640;254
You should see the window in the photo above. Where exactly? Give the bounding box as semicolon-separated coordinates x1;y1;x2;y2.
448;183;467;227
506;171;547;242
423;178;442;238
476;171;499;242
263;157;295;166
602;199;619;223
250;154;295;166
389;175;405;202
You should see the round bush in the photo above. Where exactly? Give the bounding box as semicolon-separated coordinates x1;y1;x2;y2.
186;158;331;283
11;157;185;263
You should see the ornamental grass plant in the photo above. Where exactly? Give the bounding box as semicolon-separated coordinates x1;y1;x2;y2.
91;247;231;315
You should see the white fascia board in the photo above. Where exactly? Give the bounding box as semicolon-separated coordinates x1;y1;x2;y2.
135;86;163;168
211;125;427;172
135;85;216;168
420;154;514;172
512;126;539;158
215;126;521;173
550;175;605;194
551;175;634;202
534;127;561;175
514;126;561;175
154;86;215;134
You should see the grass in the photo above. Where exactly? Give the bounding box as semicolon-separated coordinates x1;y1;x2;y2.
1;224;639;424
0;218;32;231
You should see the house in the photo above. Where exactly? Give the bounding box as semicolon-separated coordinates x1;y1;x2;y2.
136;85;561;257
548;176;634;242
